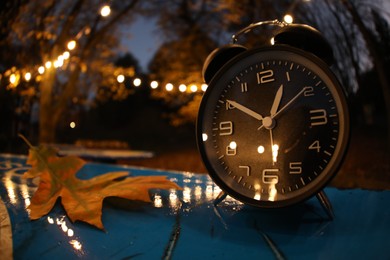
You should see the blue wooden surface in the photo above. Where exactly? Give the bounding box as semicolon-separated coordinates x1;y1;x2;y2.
0;153;389;259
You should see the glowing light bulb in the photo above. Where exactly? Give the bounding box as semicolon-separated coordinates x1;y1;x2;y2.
133;78;141;87
179;84;187;92
190;84;198;92
117;74;125;83
63;51;70;59
9;74;16;84
100;5;111;17
165;83;173;91
284;14;293;24
67;40;76;50
45;61;52;69
24;72;31;81
38;66;45;74
53;60;62;68
150;81;158;89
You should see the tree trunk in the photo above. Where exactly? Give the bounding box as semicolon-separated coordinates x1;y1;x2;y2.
39;110;57;144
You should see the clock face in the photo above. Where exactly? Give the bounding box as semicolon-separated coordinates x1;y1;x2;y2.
197;45;349;207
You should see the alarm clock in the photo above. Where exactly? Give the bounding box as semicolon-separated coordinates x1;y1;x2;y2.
196;21;349;215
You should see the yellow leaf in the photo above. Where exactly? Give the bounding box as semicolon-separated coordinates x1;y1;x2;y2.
22;141;181;230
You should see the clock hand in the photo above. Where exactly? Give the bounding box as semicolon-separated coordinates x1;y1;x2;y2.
257;86;308;130
271;86;309;119
227;100;264;121
268;85;282;165
270;84;284;116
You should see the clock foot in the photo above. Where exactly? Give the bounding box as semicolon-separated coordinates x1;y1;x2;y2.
316;191;334;220
213;191;227;206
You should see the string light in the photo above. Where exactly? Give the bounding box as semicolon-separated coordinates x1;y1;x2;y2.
100;5;111;17
62;51;70;59
165;83;173;91
45;61;52;69
133;78;141;87
53;60;61;68
150;80;158;89
67;40;76;50
3;65;208;93
38;66;45;74
283;14;294;24
190;84;198;93
117;74;125;83
24;72;31;81
9;74;16;84
179;84;187;92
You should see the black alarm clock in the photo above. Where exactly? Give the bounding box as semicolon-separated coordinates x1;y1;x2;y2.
196;20;349;217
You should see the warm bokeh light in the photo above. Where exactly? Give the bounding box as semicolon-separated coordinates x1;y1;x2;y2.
165;83;174;91
63;51;70;59
201;83;208;92
257;145;265;154
38;66;45;74
67;40;76;50
179;84;187;92
284;14;294;24
45;61;52;69
133;78;141;87
24;72;31;81
229;141;237;150
57;55;64;62
117;74;125;83
190;84;198;92
57;58;64;67
70;122;76;129
150;80;158;89
100;5;111;17
9;74;16;84
54;59;63;68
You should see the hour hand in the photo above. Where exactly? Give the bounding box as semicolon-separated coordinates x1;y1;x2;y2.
227;100;263;121
270;84;283;116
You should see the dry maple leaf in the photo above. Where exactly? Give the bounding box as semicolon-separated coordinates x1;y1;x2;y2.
20;136;181;230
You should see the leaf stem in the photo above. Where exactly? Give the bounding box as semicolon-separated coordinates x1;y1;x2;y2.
18;133;34;149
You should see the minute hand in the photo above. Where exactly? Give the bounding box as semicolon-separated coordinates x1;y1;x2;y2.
271;87;309;119
227;100;263;121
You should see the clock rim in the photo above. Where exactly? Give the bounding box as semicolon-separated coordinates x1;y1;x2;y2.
196;45;350;208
